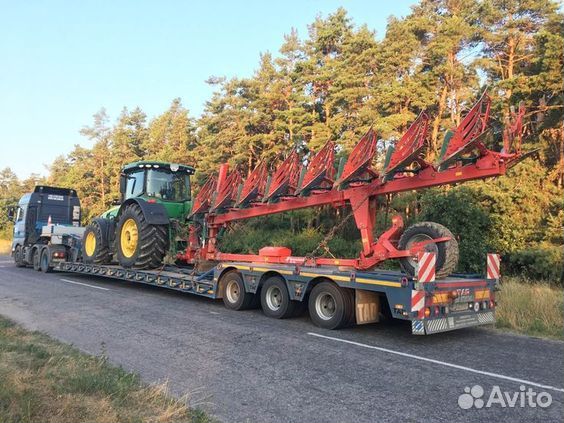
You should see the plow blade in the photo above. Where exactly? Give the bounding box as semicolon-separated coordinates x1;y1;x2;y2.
334;128;378;188
438;92;491;171
237;161;268;207
264;150;301;201
299;141;335;194
190;175;216;216
383;112;430;178
212;168;241;211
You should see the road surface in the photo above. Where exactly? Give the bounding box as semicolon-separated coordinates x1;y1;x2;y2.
0;255;562;423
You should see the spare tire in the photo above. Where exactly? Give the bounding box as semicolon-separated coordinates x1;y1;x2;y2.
398;221;459;279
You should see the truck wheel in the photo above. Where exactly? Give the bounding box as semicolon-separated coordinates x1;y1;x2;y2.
40;248;52;273
220;271;254;310
260;276;300;319
398;221;459;279
83;221;111;264
308;281;355;330
14;245;26;267
116;203;168;269
32;248;41;271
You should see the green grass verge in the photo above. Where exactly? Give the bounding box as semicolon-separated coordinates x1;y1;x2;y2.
495;277;564;340
0;316;212;423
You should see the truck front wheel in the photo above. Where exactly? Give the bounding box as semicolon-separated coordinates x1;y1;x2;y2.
14;245;26;267
115;203;168;269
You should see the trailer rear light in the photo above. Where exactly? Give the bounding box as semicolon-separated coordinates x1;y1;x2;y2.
482;301;489;309
490;300;495;308
147;199;157;203
434;306;440;316
473;302;480;312
53;252;65;258
449;290;459;299
424;307;431;318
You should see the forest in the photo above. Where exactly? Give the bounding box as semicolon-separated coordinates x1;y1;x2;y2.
1;0;562;281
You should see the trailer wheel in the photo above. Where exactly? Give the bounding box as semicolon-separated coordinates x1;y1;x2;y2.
260;276;300;319
32;248;41;271
116;203;168;269
40;248;52;273
82;221;111;264
14;245;26;267
398;221;459;279
221;271;254;310
308;281;354;330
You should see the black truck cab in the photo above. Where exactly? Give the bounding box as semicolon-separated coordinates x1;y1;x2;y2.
11;186;81;268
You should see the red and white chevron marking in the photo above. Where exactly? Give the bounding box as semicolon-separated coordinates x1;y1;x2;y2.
411;290;425;314
417;252;436;283
487;253;501;279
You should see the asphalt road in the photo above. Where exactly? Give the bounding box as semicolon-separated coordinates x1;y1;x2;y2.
0;255;562;423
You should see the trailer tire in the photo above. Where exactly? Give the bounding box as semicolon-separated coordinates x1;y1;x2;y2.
14;245;26;267
82;221;111;264
308;281;354;330
40;248;52;273
260;276;299;319
221;271;254;311
116;203;168;269
398;221;459;279
32;248;41;271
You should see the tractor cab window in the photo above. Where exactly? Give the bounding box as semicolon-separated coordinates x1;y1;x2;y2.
16;207;24;222
125;170;145;199
146;169;190;201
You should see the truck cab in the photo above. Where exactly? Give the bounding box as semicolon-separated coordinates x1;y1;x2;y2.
11;186;82;269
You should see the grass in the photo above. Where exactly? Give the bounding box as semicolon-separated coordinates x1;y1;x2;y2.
495;277;564;340
0;316;212;423
0;239;11;255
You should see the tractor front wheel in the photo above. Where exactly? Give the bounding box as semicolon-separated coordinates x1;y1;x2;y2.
397;221;459;279
82;221;111;264
115;203;168;269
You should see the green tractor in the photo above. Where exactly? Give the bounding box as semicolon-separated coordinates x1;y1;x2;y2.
82;161;194;269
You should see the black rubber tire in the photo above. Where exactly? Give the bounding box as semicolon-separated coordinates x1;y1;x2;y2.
220;271;255;310
260;276;300;319
397;221;459;279
32;248;41;271
308;281;355;330
14;245;26;267
82;221;111;264
40;248;52;273
115;203;168;269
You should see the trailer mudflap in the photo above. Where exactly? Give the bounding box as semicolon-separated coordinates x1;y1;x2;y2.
412;311;495;335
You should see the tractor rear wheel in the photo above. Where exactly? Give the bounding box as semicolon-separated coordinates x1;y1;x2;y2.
397;221;459;279
115;203;168;269
82;221;111;264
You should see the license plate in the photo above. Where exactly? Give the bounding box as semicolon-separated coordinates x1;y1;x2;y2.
450;302;470;312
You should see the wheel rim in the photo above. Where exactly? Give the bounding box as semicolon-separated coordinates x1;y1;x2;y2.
405;233;438;268
315;292;336;320
225;280;240;304
265;285;283;311
84;231;96;256
120;218;138;258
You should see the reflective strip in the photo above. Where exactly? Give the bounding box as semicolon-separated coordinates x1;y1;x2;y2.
355;278;402;288
474;288;490;300
411;290;425;312
487;253;500;279
432;292;450;304
417;252;436;282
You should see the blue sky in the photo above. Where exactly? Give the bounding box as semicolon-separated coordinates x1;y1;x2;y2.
0;0;415;179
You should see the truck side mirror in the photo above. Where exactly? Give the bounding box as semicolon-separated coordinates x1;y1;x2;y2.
7;206;15;222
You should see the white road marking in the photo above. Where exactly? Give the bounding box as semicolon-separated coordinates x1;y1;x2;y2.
60;278;110;291
209;311;220;315
308;332;564;393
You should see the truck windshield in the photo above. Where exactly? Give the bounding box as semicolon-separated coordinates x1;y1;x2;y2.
146;169;190;201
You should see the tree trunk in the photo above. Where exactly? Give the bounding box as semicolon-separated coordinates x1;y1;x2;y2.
431;84;448;160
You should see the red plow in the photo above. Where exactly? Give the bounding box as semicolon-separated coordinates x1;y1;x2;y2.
181;92;530;277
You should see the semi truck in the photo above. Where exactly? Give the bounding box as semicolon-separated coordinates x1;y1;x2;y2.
8;92;528;335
